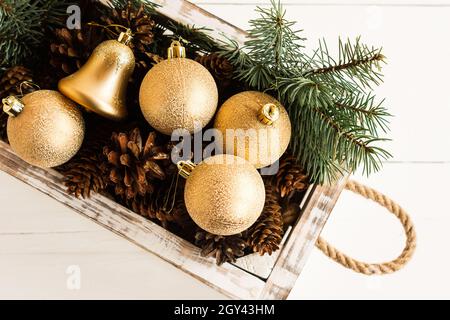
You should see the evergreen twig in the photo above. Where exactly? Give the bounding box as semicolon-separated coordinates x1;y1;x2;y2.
0;0;71;70
304;37;386;91
107;0;159;13
221;0;392;184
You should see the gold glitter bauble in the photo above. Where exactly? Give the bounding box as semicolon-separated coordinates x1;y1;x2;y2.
6;90;85;168
59;30;135;121
214;91;292;168
139;54;218;135
183;154;265;236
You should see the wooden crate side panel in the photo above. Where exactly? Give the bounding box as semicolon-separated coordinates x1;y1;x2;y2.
0;141;265;299
150;0;248;44
261;176;349;299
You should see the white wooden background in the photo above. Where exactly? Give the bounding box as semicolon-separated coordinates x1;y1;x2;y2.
1;0;449;299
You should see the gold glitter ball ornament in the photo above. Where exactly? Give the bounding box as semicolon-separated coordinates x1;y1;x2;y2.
4;90;85;168
139;41;218;135
180;154;265;236
214;91;292;168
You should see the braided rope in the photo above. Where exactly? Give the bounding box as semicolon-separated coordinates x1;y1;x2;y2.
315;180;417;275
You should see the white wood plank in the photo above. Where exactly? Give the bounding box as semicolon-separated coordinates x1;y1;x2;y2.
0;231;226;299
0;171;99;233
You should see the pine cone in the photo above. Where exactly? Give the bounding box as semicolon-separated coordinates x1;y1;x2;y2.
168;196;197;239
0;66;34;99
103;128;169;201
128;177;193;230
0;66;35;141
195;230;247;265
282;200;302;230
102;2;155;50
195;53;234;92
101;2;157;70
275;155;309;198
104;130;186;229
58;143;109;199
153;184;194;228
49;27;104;75
247;182;283;256
196;53;234;82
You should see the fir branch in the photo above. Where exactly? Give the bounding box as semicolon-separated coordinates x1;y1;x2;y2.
0;0;71;69
221;0;391;184
220;0;306;90
307;52;384;76
245;0;305;70
334;93;391;135
304;38;386;90
278;76;391;180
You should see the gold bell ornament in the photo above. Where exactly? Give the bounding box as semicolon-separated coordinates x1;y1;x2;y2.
178;154;265;236
214;91;292;168
2;90;85;168
139;41;218;135
58;28;135;121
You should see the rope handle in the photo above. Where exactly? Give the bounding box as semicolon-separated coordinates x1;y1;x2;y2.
315;180;417;275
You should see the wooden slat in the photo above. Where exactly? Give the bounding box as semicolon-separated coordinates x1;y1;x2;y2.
150;0;248;44
0;141;264;300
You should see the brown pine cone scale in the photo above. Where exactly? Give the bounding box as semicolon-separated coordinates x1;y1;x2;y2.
276;155;309;198
195;230;247;265
247;182;284;256
61;155;109;199
195;53;234;82
0;66;34;99
103;128;169;201
49;27;104;75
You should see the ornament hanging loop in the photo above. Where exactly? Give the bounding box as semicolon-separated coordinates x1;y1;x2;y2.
177;160;196;179
18;80;40;98
258;103;280;126
167;40;186;59
118;28;133;45
87;22;133;45
2;96;25;117
2;80;40;117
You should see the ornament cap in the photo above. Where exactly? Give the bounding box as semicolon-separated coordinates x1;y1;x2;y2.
167;41;186;59
118;29;133;45
258;103;280;125
2;96;25;117
177;160;196;179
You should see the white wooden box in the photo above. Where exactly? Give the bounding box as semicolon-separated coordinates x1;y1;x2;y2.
0;0;348;299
